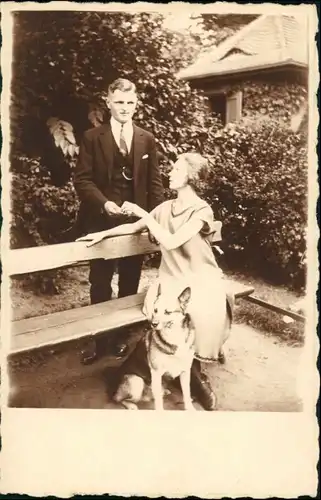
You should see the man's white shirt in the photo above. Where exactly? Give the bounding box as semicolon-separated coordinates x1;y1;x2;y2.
110;117;133;152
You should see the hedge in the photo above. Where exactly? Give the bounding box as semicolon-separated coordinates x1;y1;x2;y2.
201;121;307;289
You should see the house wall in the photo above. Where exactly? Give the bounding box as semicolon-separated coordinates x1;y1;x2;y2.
204;76;308;128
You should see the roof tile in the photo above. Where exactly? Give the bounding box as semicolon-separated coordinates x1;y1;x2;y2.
177;14;308;80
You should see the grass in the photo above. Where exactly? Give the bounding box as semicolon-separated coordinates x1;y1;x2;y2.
10;263;305;346
225;270;305;346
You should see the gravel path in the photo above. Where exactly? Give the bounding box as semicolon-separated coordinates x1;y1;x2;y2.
8;322;303;411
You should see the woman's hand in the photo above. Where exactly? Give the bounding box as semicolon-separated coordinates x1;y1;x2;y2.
76;231;110;247
121;201;146;219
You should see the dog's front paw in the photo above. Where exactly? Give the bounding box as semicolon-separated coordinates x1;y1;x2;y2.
153;401;165;411
122;401;139;410
184;401;196;411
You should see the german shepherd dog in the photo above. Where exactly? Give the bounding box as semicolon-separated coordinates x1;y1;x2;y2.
113;285;195;410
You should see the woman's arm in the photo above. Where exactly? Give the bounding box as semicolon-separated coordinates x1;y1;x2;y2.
142;213;203;250
146;217;223;251
121;201;206;250
76;219;147;247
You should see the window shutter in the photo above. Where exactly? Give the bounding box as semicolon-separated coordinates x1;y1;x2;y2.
290;102;308;133
226;91;242;123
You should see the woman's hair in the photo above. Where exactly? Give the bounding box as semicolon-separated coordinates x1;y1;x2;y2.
180;152;210;190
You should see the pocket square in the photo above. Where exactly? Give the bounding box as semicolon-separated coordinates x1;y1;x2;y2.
142;154;149;159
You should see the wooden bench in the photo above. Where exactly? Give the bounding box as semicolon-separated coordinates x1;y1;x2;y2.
8;228;255;356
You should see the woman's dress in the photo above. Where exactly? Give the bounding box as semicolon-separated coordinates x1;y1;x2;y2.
143;199;233;363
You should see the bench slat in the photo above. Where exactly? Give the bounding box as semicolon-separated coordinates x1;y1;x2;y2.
13;293;146;336
8;233;159;276
8;228;222;277
225;280;255;299
11;294;147;355
11;281;254;355
243;295;305;322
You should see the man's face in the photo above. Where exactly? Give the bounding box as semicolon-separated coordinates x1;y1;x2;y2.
107;89;138;124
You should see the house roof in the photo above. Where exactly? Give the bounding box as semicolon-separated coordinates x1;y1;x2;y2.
177;14;308;81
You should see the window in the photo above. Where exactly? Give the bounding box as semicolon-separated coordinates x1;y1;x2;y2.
209;94;226;125
208;90;243;126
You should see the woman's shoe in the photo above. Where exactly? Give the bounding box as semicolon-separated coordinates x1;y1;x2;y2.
190;360;217;411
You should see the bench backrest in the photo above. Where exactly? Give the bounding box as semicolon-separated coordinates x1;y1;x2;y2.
8;223;222;276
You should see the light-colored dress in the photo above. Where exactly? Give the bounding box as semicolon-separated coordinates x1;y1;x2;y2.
143;199;233;363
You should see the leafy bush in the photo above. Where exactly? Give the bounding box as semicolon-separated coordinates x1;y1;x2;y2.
10;155;79;249
199;121;307;290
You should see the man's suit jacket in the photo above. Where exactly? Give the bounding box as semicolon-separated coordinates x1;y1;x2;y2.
74;122;164;235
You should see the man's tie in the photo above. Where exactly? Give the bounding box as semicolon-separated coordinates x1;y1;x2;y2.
119;125;128;156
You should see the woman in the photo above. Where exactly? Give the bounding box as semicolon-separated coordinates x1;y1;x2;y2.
79;153;233;410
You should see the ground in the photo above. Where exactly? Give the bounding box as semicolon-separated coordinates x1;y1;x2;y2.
8;322;303;411
8;265;305;411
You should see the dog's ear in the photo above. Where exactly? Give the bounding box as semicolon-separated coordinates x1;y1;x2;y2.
178;287;191;311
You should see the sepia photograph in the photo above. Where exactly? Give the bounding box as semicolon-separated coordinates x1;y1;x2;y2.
0;1;318;496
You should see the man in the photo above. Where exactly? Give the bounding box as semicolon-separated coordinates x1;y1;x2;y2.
74;78;164;363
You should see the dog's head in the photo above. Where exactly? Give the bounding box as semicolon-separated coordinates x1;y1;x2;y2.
150;285;191;332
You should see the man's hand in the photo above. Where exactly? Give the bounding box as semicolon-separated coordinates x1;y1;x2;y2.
121;201;146;219
104;201;122;216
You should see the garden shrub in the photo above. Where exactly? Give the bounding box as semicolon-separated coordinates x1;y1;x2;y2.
199;121;307;290
10;155;79;249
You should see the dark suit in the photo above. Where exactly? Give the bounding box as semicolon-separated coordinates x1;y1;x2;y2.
74;122;164;303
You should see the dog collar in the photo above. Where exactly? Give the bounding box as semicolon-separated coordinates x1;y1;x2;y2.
154;330;178;356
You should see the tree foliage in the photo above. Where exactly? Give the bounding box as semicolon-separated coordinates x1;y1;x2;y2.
11;12;209;154
191;13;258;47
